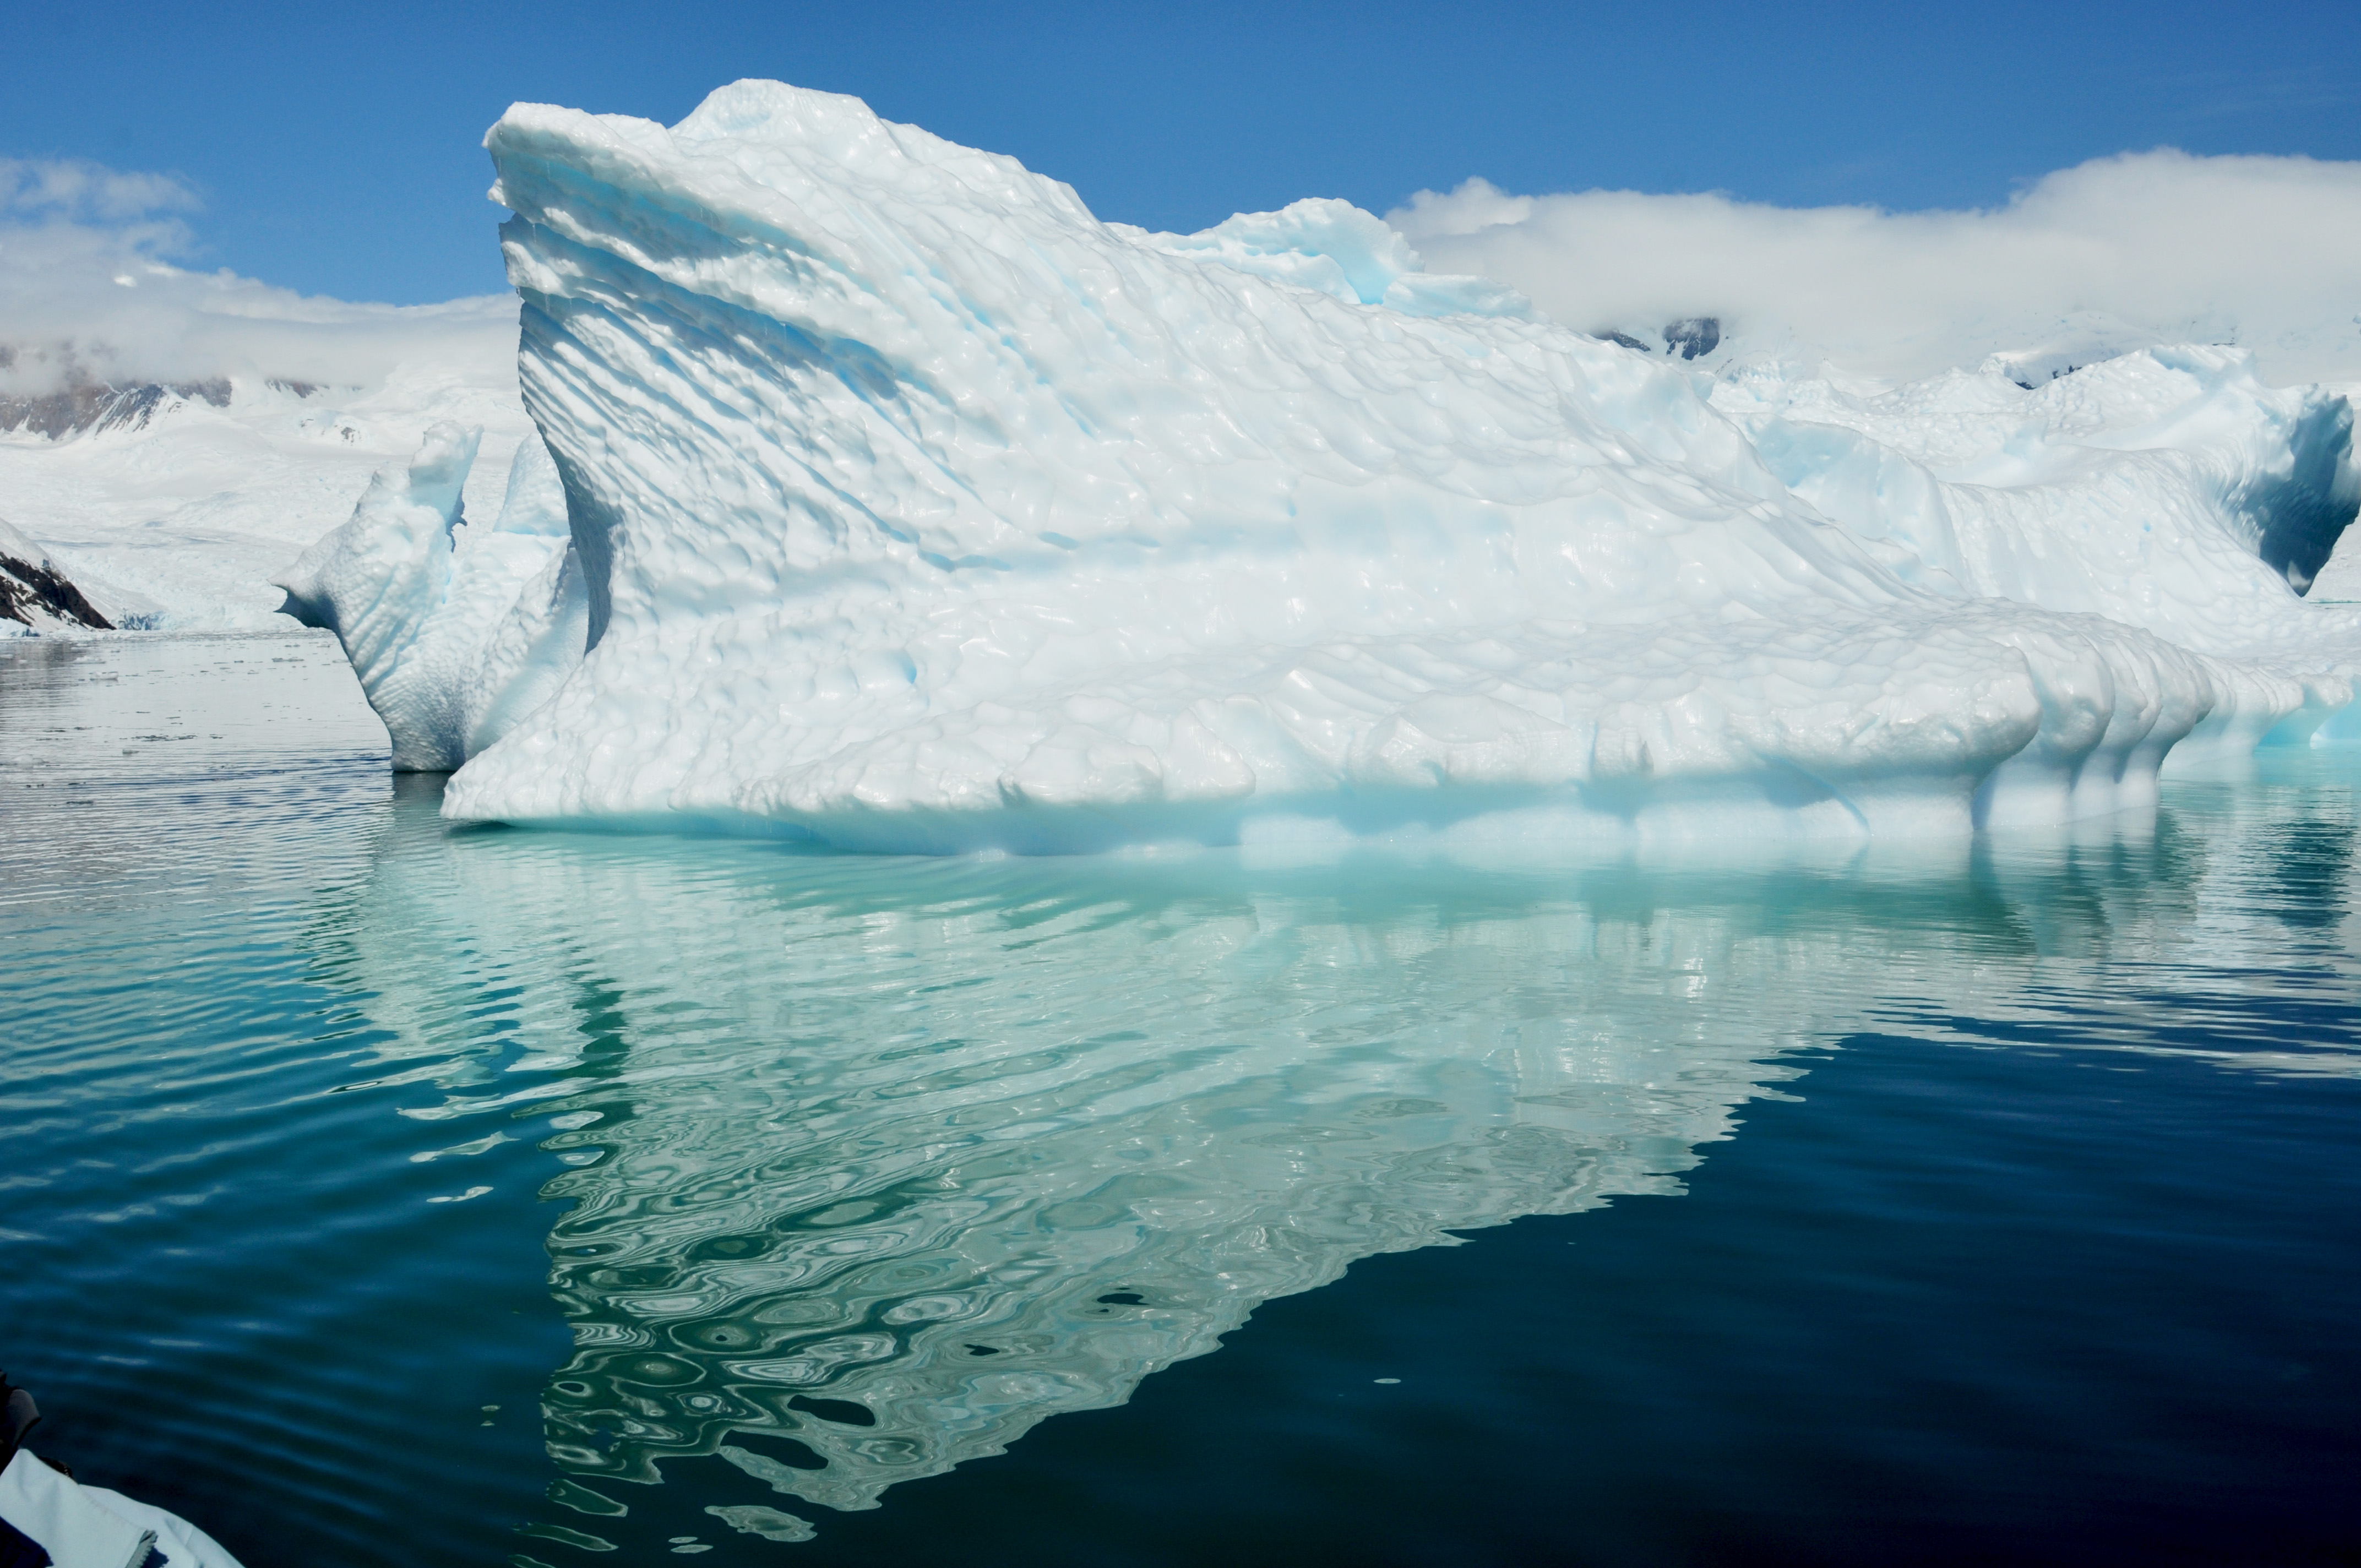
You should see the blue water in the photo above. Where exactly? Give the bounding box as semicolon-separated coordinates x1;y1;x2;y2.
4;631;2358;1566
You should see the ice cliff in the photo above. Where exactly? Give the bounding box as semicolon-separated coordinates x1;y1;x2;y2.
289;80;2361;852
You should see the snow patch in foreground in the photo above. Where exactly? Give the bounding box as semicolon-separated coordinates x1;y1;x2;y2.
304;80;2360;852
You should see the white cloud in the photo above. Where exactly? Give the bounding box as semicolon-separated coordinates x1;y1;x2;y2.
11;148;2355;405
0;156;514;400
0;155;201;226
1390;150;2361;386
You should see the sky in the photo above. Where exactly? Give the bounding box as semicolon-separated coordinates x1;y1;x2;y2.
5;0;2359;307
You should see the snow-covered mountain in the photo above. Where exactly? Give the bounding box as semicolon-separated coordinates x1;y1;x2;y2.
1;517;112;631
0;315;535;630
0;362;235;440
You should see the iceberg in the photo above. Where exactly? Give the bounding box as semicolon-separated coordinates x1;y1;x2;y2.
301;79;2358;852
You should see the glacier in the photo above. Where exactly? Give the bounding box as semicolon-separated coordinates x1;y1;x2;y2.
0;329;535;633
285;79;2361;853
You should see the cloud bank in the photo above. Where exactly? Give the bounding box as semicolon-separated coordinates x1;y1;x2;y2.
7;146;2355;403
0;156;514;399
1390;150;2361;386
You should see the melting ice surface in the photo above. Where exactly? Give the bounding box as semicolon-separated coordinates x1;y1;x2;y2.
280;80;2361;853
7;636;2361;1561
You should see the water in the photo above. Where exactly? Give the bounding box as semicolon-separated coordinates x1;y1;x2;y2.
4;631;2358;1566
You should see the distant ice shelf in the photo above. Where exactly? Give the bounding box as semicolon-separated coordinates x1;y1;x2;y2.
284;79;2361;854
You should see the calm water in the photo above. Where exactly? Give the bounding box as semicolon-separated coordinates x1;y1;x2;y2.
4;632;2358;1566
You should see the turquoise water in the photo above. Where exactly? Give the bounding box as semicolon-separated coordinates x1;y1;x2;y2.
4;632;2358;1565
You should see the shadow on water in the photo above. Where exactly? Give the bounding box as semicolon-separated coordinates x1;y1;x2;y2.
5;636;2360;1564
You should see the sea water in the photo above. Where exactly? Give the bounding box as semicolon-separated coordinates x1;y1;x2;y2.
3;632;2357;1565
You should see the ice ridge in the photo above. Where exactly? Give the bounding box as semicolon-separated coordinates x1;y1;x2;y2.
295;80;2361;852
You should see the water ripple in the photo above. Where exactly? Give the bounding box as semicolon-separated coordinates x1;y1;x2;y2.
9;636;2361;1558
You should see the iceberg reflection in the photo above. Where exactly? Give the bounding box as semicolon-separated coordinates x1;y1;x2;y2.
314;777;2361;1516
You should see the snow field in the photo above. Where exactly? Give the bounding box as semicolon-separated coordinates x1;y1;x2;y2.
0;346;535;631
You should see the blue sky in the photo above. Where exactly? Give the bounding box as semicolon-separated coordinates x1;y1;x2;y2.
6;0;2358;304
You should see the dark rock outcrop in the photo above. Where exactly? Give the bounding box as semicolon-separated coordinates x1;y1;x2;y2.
1662;317;1721;361
0;526;113;630
0;376;232;439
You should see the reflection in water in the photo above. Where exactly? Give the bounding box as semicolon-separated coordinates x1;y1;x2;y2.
12;636;2361;1558
344;801;1818;1511
304;765;2361;1520
0;631;389;907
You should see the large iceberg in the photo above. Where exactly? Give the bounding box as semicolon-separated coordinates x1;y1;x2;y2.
293;80;2361;852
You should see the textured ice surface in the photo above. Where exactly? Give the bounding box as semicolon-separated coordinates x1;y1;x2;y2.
1715;347;2361;613
1712;347;2361;761
276;423;583;769
286;80;2354;850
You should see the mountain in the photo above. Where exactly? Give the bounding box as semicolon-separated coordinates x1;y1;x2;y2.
0;334;532;631
0;366;235;439
0;518;112;630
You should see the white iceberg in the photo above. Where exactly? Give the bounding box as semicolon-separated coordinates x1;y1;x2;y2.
297;79;2358;852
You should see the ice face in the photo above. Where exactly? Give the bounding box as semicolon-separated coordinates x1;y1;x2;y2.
275;421;583;770
292;78;2361;851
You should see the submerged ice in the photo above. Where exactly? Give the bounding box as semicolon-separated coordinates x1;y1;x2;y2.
286;79;2361;852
